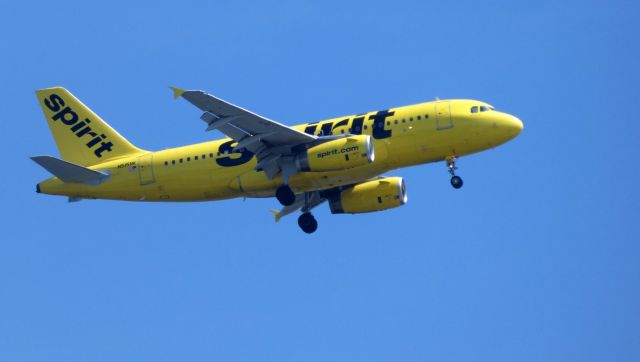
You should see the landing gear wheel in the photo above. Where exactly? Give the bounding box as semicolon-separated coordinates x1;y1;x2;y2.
450;175;463;189
276;185;296;206
298;212;318;234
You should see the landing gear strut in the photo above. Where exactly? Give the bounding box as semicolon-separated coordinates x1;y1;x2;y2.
446;157;463;189
276;185;296;206
298;212;318;234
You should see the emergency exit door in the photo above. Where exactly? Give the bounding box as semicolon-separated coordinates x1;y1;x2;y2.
137;153;156;185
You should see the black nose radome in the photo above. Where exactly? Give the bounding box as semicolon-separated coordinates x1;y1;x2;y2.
36;183;41;193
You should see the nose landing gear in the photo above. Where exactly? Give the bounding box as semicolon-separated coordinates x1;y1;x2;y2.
446;156;464;189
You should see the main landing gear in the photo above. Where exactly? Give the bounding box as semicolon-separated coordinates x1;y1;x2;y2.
298;212;318;234
276;185;296;206
274;186;320;234
299;192;320;234
446;156;464;189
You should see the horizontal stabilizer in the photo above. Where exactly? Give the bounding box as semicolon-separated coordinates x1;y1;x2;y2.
31;155;110;185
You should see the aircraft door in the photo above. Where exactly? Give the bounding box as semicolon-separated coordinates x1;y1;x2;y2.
435;101;453;130
137;153;156;185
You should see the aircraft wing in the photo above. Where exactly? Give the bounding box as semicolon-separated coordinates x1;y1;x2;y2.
171;87;317;179
173;88;315;146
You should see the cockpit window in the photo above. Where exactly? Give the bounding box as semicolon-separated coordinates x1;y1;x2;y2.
472;105;496;113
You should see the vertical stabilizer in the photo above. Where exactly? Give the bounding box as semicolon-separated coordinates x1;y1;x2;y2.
36;87;144;166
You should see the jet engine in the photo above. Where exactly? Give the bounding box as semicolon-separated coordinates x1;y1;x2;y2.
296;135;374;172
328;176;407;214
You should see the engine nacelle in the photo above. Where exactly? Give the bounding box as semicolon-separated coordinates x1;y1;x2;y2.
328;177;407;214
296;135;374;172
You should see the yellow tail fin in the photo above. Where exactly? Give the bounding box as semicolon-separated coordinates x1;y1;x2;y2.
36;87;144;166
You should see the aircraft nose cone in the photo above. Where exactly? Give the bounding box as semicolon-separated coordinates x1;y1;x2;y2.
503;115;523;138
511;116;524;135
493;113;523;145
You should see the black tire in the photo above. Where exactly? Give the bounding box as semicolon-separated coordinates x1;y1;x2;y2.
276;185;296;206
298;212;318;234
450;175;463;189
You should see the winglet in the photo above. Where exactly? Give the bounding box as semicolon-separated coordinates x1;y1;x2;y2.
270;209;282;223
169;86;185;100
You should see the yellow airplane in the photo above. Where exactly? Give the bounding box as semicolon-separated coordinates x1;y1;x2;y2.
32;87;523;233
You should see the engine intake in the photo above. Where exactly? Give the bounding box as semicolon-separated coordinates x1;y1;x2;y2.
328;177;407;214
296;135;374;172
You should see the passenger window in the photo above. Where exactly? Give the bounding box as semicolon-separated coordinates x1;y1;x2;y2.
425;114;429;118
202;154;206;159
187;157;191;162
394;120;398;124
171;160;175;165
164;161;168;166
364;125;368;130
471;106;478;113
209;153;214;158
195;156;198;160
179;159;183;163
417;115;421;120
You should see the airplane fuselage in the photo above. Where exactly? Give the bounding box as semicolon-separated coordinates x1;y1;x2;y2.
38;99;523;201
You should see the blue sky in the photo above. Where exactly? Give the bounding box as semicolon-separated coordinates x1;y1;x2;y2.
1;0;639;361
